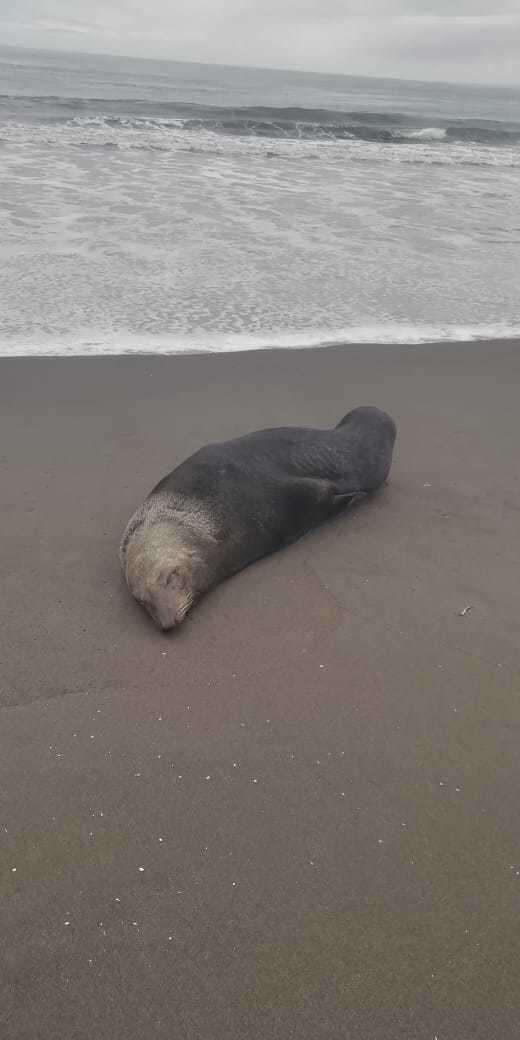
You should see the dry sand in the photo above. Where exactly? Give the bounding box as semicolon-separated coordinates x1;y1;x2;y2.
1;341;520;1039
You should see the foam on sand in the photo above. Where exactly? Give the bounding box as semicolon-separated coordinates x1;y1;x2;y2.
2;323;520;357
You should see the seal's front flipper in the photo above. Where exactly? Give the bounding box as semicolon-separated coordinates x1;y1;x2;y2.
332;490;367;510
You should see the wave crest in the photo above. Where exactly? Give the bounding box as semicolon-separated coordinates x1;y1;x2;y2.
2;95;519;147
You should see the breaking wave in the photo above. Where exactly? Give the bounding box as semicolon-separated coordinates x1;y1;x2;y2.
2;95;520;147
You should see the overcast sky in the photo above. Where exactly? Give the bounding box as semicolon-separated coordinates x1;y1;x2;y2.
2;0;519;86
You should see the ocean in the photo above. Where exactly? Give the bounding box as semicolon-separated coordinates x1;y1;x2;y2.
1;45;519;356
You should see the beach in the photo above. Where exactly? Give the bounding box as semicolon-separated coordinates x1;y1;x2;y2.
2;340;520;1038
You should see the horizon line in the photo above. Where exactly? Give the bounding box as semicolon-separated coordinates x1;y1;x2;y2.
1;41;518;93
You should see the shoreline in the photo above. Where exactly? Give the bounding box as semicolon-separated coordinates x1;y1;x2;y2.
2;327;520;358
2;339;520;1038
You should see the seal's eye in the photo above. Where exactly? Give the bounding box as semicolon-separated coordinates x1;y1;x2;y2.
165;569;178;586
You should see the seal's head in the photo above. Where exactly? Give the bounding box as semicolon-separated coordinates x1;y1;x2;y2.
122;522;197;631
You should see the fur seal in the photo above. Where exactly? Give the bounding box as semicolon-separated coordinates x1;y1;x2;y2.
120;406;396;631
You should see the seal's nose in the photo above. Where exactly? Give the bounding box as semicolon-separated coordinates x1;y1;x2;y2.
157;615;177;632
145;588;180;631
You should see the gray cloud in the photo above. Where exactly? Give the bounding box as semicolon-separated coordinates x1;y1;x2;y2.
1;0;519;85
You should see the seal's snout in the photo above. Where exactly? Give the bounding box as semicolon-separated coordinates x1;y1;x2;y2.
143;564;193;632
148;595;181;632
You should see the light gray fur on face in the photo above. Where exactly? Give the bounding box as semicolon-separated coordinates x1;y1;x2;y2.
120;497;218;631
121;522;195;630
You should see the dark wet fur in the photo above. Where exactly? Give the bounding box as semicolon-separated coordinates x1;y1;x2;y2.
149;406;396;576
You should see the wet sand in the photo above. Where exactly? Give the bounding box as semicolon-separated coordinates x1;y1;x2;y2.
2;340;520;1039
